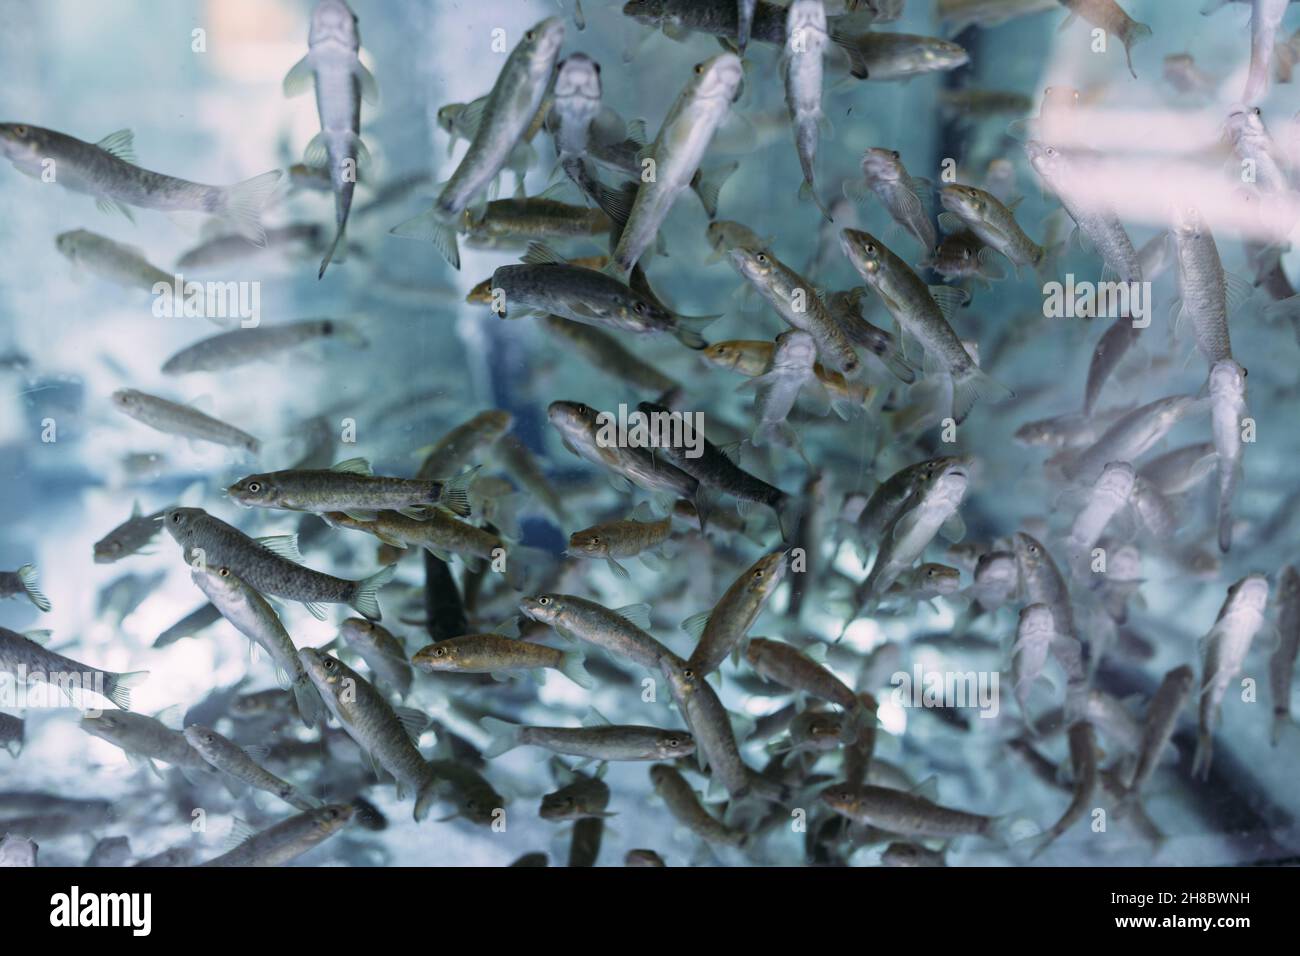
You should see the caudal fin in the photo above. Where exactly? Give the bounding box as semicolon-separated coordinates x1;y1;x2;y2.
480;716;523;758
389;208;462;271
106;670;149;711
17;565;51;612
952;365;1014;424
559;649;595;689
318;224;346;279
350;564;398;621
219;170;283;247
1191;731;1214;781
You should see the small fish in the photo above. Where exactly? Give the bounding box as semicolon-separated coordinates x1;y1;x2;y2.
782;0;834;219
1;626;145;711
1171;204;1238;368
112;389;260;454
93;504;165;564
1137;443;1218;497
547;400;700;500
540;316;679;395
625;847;668;866
184;724;321;811
1057;0;1151;79
190;564;327;729
1125;664;1195;796
483;712;694;762
282;0;378;277
744;637;861;714
55;229;171;290
80;711;212;775
820;783;1002;840
175;223;325;270
919;229;1005;286
840;229;1012;423
0;565;50;611
0;124;280;242
1032;721;1098;857
1241;0;1290;103
520;593;677;672
153;602;222;649
567;502;673;579
416;409;512;480
1065;460;1135;560
1011;604;1058;733
197;805;354;867
822;288;917;383
844;148;936;253
227;457;472;519
1208;358;1248;552
298;648;442;820
1163;52;1216;96
1053;395;1200;483
622;0;788;50
1193;574;1269;779
611;53;744;274
339;618;413;699
684;551;786;674
162;319;366;374
727;247;862;379
829;30;969;81
163;506;396;621
743;330;827;455
938;184;1048;273
649;763;747;847
1013;533;1081;668
703;339;876;413
541;767;614;821
391;18;565;269
881;842;947;866
1270;566;1300;744
412;629;594;689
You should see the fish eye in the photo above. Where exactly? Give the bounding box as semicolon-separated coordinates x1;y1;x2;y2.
14;125;27;136
756;252;769;264
171;513;181;523
323;658;336;670
218;567;230;577
694;62;704;75
865;243;876;254
682;668;695;679
433;647;447;658
593;62;602;75
247;481;262;493
525;29;535;40
1045;146;1057;157
633;302;647;314
538;596;552;606
753;568;764;579
667;736;680;747
891;150;900;159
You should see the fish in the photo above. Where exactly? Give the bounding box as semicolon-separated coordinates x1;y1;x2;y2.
881;842;947;866
822;288;917;383
282;0;378;277
183;724;322;810
1011;604;1058;734
189;563;328;729
1271;566;1300;744
1052;395;1201;483
175;223;325;270
649;763;747;847
840;229;1012;423
163;506;396;621
1057;0;1152;79
727;247;862;378
481;712;694;761
93;504;166;564
112;389;260;454
0;124;280;242
0;626;146;711
298;648;442;820
684;551;786;674
938;184;1048;274
625;848;668;866
416;409;512;480
567;502;674;579
390;18;565;269
1171;204;1240;368
162;319;366;374
844;148;936;254
227;457;473;520
1065;460;1135;560
622;0;788;49
743;330;828;455
1032;721;1098;857
412;628;594;688
611;53;744;274
1207;358;1248;552
520;593;678;672
0;565;51;611
829;30;970;81
1241;0;1291;103
80;710;213;775
1125;664;1195;797
702;338;877;414
820;783;1003;840
919;229;1005;286
782;0;833;219
55;229;171;290
1012;533;1081;659
197;805;354;866
339;618;413;699
0;713;24;758
541;765;615;821
540;316;679;395
743;637;862;715
153;602;222;649
1193;574;1269;779
547;400;700;500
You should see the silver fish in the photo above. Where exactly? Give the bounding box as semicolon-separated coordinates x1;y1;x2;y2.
112;389;260;454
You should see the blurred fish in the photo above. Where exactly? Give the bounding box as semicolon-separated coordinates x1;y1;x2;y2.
0;565;50;611
55;229;170;290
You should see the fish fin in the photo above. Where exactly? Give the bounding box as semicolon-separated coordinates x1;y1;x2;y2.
605;557;630;580
951;364;1014;424
690;162;738;220
105;670;148;711
612;602;652;630
219;170;283;247
292;678;326;729
330;456;373;476
582;707;612;728
439;468;478;518
680;610;710;641
842;178;872;205
96;129;137;165
480;716;522;758
349;564;398;621
256;533;305;563
96;196;135;222
521;240;567;265
282;54;315;97
395;706;431;745
355;61;379;106
927;285;969;323
559;649;595;689
389;208;461;270
939;512;966;543
16;565;51;612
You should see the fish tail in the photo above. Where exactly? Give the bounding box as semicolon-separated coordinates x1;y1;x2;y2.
438;467;479;517
292;676;327;730
17;564;51;612
318;223;346;279
1191;731;1214;781
106;670;149;711
389;208;461;271
952;364;1014;425
559;648;595;689
672;313;720;350
773;492;801;541
218;170;283;247
1121;22;1152;79
479;716;522;758
349;564;398;621
1271;708;1293;746
414;771;444;823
